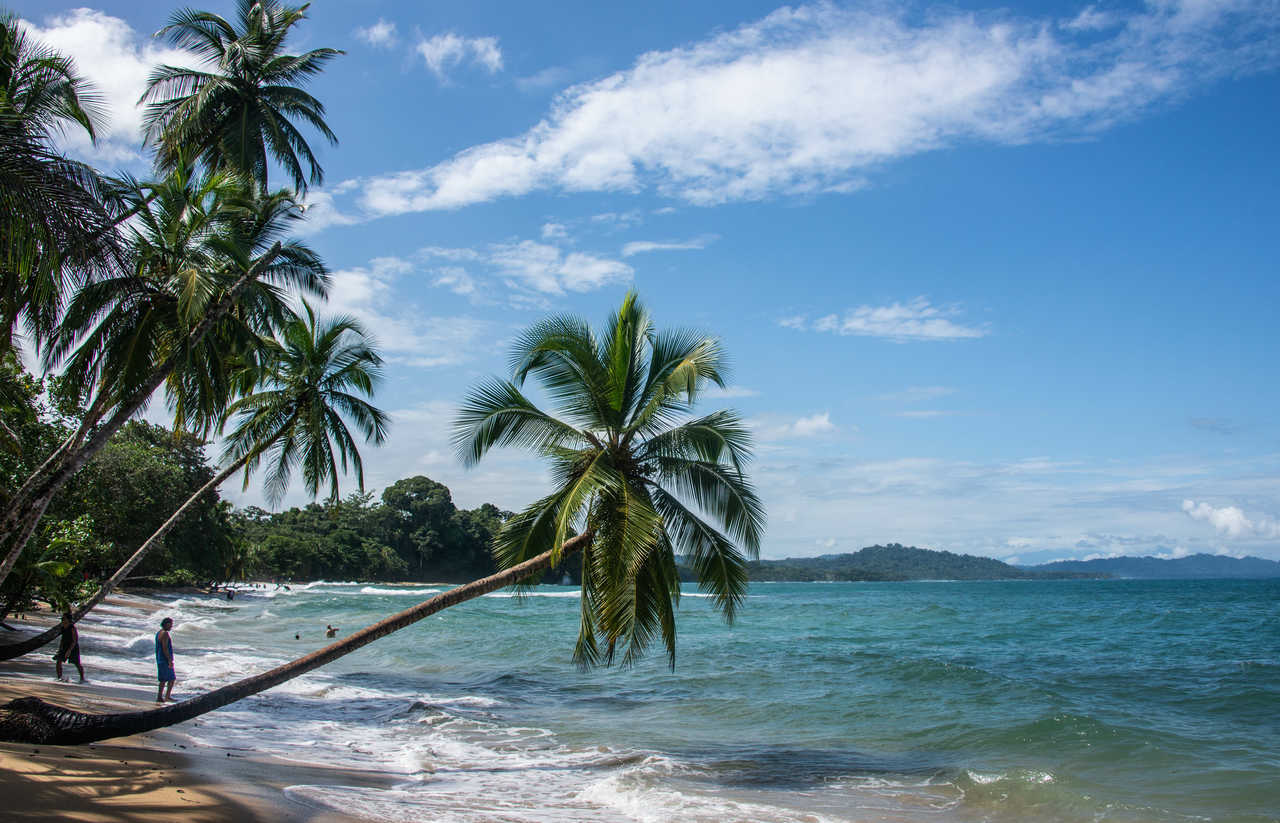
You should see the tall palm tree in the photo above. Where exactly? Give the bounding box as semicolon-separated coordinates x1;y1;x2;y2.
0;14;120;356
455;291;765;666
0;166;327;589
0;305;388;661
140;0;342;192
0;293;764;745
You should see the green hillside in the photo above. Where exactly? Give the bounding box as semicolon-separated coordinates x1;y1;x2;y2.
746;543;1101;581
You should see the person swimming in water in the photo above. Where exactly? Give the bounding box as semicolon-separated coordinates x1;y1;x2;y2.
325;624;338;638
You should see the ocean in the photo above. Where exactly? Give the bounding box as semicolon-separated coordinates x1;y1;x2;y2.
40;578;1280;822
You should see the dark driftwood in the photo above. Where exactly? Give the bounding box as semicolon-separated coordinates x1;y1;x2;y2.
0;534;589;744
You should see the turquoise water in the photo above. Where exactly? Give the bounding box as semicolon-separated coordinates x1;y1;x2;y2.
81;579;1280;821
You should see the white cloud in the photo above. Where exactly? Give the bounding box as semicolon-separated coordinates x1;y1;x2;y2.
355;19;398;48
1182;499;1280;539
416;33;504;80
431;267;476;296
323;1;1280;217
418;240;632;299
792;412;837;437
621;235;717;257
1062;6;1120;32
791;298;988;342
754;411;838;441
541;222;568;240
327;257;492;368
516;66;574;93
485;241;632;295
298;187;362;234
590;211;644;228
20;9;196;165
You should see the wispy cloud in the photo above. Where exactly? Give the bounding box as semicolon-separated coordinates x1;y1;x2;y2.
416;33;503;80
319;1;1280;218
753;411;839;441
418;240;633;299
515;65;574;93
1061;6;1120;32
327;257;493;367
785;298;987;342
621;235;718;257
355;19;398;48
1182;499;1280;539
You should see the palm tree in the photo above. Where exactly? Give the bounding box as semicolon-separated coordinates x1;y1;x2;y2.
454;291;765;666
0;166;326;590
140;0;342;192
0;14;120;356
0;293;764;745
0;305;387;661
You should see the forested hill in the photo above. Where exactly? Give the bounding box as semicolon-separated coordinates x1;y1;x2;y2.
746;544;1101;581
1027;554;1280;579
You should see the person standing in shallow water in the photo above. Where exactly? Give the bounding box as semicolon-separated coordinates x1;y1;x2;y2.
155;617;175;702
54;612;84;682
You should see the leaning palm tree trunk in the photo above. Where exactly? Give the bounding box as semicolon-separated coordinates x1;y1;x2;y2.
0;533;590;745
0;449;261;661
0;243;284;588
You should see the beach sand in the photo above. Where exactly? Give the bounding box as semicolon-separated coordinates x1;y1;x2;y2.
0;602;393;822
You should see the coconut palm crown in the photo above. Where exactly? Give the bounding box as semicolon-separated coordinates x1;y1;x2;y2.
454;293;765;669
46;163;328;436
140;0;342;192
223;302;389;506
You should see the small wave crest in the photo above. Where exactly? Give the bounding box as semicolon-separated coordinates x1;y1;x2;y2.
358;586;443;596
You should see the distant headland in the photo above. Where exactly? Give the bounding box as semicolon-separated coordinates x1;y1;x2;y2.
740;543;1280;582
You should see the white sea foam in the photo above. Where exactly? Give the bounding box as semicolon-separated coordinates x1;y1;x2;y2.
484;590;581;598
358;586;443;596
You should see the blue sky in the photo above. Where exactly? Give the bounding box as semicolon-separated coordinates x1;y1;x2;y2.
15;0;1280;561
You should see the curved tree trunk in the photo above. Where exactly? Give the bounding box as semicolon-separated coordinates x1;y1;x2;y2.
0;451;255;661
0;242;283;588
0;533;590;745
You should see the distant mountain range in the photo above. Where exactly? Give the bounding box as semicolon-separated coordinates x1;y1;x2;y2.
1026;553;1280;579
743;544;1280;582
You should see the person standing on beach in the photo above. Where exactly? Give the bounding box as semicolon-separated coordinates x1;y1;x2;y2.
155;617;176;702
54;612;84;682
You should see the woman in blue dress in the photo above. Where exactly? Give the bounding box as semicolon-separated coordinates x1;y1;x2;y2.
155;617;175;702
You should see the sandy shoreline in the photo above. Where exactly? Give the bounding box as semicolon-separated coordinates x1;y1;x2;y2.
0;596;393;822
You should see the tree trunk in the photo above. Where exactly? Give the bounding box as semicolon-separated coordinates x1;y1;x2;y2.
0;533;591;745
0;452;256;661
0;242;283;588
